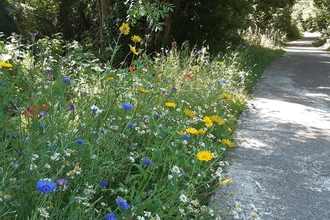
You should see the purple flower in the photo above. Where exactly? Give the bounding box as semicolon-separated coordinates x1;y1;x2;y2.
36;179;57;194
122;102;133;110
105;213;117;220
172;87;178;91
29;32;38;37
57;178;68;186
116;197;130;210
62;77;71;83
100;180;108;187
68;104;75;110
8;105;14;111
39;110;46;116
76;139;84;145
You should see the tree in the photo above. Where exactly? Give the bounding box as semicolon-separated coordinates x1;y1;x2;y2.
0;0;16;36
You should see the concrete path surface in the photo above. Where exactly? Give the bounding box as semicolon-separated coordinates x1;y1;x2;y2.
209;33;330;220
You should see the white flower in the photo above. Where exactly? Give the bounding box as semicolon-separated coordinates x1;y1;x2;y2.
31;154;39;160
179;193;188;203
129;156;135;163
233;211;239;219
171;165;180;174
44;163;51;169
91;105;103;115
50;153;60;161
235;201;242;211
179;207;186;216
143;211;152;217
30;164;37;170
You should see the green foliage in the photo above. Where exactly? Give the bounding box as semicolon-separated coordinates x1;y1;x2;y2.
171;0;253;53
0;0;16;36
0;22;283;219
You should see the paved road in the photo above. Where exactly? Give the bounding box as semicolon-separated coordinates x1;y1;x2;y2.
210;33;330;220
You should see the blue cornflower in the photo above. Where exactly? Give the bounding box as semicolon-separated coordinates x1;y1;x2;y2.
183;133;190;140
221;79;227;85
142;157;154;166
76;139;84;145
36;179;57;194
105;213;117;220
122;102;133;110
128;122;136;128
62;77;71;83
39;124;45;129
116;197;130;210
100;180;108;187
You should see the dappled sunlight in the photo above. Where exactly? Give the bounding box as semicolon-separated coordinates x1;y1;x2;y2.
285;47;326;53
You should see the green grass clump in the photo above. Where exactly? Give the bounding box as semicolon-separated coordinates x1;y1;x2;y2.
0;25;282;219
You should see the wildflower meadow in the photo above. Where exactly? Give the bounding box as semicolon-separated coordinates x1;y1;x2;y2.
0;22;283;219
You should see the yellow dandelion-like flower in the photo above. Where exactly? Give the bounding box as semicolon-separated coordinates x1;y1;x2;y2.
165;102;176;108
0;61;12;68
228;127;232;133
222;139;234;148
217;178;233;186
184;108;196;118
197;128;206;135
106;76;114;82
221;93;231;99
204;116;213;127
136;86;149;93
131;35;142;43
209;115;225;125
129;45;138;55
196;151;213;162
119;22;130;35
219;61;225;66
186;127;199;135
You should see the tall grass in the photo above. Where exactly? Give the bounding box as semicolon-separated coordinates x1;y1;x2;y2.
0;25;283;219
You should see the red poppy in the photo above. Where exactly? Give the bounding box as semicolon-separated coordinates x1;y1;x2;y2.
171;41;176;47
23;106;37;118
23;104;48;118
185;73;193;79
129;66;135;72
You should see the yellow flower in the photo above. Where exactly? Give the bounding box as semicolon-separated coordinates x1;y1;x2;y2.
217;178;233;186
221;93;231;99
136;86;149;93
209;115;225;125
129;45;138;55
219;61;225;66
184;108;196;118
165;102;176;108
119;22;130;35
197;128;206;135
0;61;12;68
186;127;199;135
196;151;213;162
131;35;142;43
204;116;213;127
106;77;114;82
222;139;234;148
